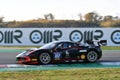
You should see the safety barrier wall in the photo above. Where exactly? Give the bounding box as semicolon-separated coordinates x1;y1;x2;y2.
0;28;120;46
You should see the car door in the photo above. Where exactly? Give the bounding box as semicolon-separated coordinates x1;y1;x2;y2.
58;42;79;60
53;42;79;62
66;43;79;59
52;42;67;61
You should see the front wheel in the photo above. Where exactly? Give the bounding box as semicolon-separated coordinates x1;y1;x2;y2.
86;51;98;63
39;52;51;64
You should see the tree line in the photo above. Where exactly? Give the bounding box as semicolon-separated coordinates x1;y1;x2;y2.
0;12;120;28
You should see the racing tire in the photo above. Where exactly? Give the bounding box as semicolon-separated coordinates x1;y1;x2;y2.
39;52;51;64
85;51;98;63
97;53;102;60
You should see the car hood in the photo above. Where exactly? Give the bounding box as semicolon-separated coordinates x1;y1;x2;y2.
16;48;38;57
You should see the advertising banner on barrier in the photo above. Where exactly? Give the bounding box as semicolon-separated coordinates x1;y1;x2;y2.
0;28;120;46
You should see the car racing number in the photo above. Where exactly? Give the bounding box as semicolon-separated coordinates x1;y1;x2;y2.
54;52;61;60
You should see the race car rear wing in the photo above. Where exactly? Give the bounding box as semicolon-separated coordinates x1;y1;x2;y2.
86;40;107;46
99;40;107;46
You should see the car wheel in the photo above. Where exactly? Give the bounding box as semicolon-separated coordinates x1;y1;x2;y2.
86;51;98;63
39;52;51;64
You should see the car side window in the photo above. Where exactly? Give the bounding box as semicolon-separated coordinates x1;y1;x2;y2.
63;43;68;48
57;43;62;48
65;43;76;48
56;42;78;50
69;43;78;48
57;43;68;49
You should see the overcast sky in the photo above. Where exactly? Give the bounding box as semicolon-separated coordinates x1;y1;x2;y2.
0;0;120;21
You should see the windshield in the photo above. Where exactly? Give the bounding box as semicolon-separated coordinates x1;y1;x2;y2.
39;42;56;49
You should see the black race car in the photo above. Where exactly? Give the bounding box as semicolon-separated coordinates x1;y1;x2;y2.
16;40;107;64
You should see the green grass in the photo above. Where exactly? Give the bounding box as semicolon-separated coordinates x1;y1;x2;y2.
0;68;120;80
101;46;120;50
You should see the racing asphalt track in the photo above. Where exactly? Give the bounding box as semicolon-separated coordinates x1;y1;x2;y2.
0;49;120;64
0;49;120;71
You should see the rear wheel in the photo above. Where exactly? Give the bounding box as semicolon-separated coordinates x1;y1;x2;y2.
86;51;98;63
39;52;51;64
